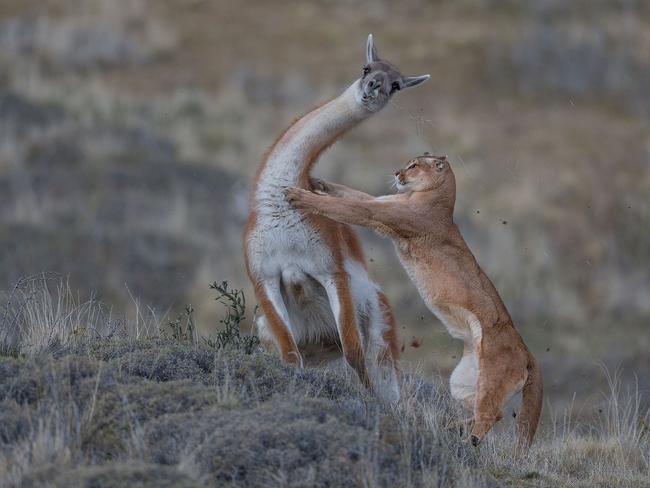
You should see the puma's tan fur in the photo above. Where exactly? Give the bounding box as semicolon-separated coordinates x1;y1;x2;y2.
285;155;543;448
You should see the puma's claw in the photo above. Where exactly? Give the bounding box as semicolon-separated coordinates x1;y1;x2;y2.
285;187;313;210
309;177;327;193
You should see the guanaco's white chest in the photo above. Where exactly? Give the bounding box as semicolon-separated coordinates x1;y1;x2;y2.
247;193;333;280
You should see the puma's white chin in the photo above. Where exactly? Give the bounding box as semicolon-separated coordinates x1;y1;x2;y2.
396;181;409;193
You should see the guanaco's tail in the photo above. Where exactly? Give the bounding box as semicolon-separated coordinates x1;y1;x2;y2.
517;354;543;448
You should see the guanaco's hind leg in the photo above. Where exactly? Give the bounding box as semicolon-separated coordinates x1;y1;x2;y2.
365;291;400;402
254;279;302;366
377;291;400;371
317;272;372;389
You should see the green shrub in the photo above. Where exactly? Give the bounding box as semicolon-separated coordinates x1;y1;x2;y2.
203;281;260;354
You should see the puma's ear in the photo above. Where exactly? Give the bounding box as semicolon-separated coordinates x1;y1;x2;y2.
433;156;448;171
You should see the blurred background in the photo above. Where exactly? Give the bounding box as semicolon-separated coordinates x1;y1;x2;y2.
0;0;648;414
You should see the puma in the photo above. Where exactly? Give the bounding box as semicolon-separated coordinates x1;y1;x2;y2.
285;154;543;448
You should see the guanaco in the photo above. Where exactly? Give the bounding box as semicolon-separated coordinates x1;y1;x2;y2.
285;154;543;447
243;35;429;401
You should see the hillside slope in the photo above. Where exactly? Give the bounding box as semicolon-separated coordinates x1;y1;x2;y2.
1;280;648;487
1;340;488;487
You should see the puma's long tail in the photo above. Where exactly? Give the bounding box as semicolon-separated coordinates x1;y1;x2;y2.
517;354;543;448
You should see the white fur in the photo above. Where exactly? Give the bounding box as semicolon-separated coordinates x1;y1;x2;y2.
447;311;482;407
345;259;399;403
450;350;478;407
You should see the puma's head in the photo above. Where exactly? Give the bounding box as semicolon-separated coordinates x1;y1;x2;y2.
394;153;456;199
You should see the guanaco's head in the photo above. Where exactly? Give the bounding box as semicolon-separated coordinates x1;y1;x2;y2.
394;153;456;201
356;34;430;112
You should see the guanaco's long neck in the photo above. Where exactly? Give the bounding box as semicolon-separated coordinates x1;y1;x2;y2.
256;81;370;194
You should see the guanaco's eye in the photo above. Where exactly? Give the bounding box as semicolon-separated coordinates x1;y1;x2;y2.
391;81;401;93
362;66;370;76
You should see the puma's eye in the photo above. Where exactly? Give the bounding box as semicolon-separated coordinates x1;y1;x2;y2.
391;81;401;93
407;163;417;170
362;66;370;76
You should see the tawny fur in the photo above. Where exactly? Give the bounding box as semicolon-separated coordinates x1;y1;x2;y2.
243;36;429;401
285;155;543;447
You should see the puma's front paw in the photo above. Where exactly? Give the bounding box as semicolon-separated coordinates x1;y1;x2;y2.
284;187;317;211
309;177;333;195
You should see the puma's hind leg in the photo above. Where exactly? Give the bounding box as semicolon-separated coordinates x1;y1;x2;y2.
469;355;527;446
469;379;505;446
449;344;478;410
449;344;479;439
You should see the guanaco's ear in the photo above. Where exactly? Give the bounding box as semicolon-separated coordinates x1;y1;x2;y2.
403;75;431;88
366;34;379;64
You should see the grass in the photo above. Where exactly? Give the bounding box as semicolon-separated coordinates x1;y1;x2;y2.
0;278;647;487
